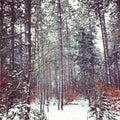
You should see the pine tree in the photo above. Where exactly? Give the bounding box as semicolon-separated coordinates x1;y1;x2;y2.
89;91;117;120
74;27;100;101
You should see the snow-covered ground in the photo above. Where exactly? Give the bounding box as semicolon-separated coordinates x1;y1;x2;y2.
45;98;120;120
45;99;94;120
2;98;119;120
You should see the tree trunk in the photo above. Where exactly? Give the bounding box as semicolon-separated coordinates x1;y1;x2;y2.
24;0;32;119
11;0;15;70
35;0;45;113
48;57;52;99
54;54;59;100
98;10;111;86
113;0;120;88
0;0;4;82
57;0;64;110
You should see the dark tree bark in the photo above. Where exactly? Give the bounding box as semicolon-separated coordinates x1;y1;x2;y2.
111;0;120;88
48;57;52;99
0;0;4;82
79;0;112;87
57;0;64;110
115;0;120;87
66;20;72;84
98;10;112;86
24;0;32;119
39;0;45;113
54;53;59;100
10;0;15;70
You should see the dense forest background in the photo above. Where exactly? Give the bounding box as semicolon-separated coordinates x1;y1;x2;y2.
0;0;120;119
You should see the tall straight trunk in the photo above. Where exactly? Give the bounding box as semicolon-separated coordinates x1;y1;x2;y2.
46;83;49;112
48;57;52;99
98;10;111;86
65;0;73;99
40;84;44;112
20;24;23;65
11;0;15;70
63;56;67;99
35;0;45;113
79;29;88;96
0;0;9;116
65;20;73;99
88;16;95;82
66;20;72;83
34;6;42;113
114;51;119;88
66;0;73;84
46;58;50;112
88;17;96;104
0;0;4;82
24;0;31;119
35;0;46;112
39;0;45;112
54;53;59;100
57;0;64;110
113;0;120;88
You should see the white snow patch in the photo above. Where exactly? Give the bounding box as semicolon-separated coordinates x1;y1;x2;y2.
45;98;94;120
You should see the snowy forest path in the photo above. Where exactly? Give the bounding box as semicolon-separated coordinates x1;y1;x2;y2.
45;100;93;120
